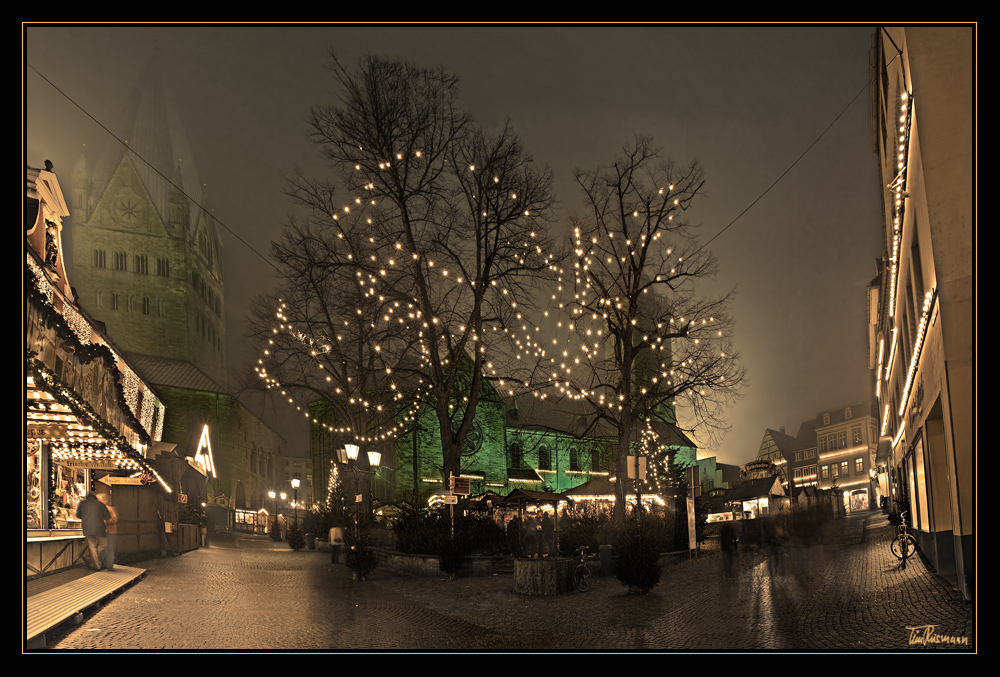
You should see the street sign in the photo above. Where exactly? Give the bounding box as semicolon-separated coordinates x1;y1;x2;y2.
627;455;647;480
450;476;471;495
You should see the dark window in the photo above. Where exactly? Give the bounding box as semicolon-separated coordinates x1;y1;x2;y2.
538;446;550;471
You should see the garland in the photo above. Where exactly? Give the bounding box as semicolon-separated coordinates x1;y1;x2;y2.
25;260;159;445
26;352;157;476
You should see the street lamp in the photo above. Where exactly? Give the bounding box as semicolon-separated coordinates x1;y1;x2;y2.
268;490;276;535
337;444;381;542
291;478;300;528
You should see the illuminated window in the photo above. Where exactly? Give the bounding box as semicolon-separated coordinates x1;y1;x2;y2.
855;457;864;474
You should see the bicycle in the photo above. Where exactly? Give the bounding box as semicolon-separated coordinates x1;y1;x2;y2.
889;510;918;569
573;545;592;592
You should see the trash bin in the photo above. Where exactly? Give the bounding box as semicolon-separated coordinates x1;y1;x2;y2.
305;533;316;550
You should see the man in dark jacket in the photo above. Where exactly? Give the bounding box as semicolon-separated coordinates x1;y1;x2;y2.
76;492;110;570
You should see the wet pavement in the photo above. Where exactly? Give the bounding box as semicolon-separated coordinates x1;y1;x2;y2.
40;512;974;652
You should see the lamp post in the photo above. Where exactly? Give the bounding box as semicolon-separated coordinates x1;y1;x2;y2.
337;444;380;543
291;478;300;529
268;490;276;536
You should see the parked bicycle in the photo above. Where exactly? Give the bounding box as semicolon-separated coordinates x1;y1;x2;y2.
573;545;592;592
889;510;917;569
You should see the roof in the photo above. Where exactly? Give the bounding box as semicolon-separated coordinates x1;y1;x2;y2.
563;477;617;497
727;476;785;501
125;352;227;394
765;428;798;460
506;394;697;449
501;489;564;506
795;403;878;445
507;467;543;483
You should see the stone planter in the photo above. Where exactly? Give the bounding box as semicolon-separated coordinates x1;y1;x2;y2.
376;548;510;577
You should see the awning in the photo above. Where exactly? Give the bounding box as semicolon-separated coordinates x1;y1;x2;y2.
26;356;162;485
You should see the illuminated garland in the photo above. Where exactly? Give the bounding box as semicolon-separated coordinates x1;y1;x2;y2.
26;353;157;475
25;261;163;443
886;92;913;322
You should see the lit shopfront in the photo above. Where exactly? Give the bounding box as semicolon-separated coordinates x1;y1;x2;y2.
25;166;166;577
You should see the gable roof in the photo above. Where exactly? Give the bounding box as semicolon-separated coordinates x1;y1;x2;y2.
728;476;785;501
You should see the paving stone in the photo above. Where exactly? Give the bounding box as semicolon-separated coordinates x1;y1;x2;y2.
40;513;973;652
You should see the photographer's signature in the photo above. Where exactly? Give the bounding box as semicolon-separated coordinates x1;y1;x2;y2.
906;624;968;647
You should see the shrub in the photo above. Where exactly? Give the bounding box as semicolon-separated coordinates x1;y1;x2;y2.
345;520;379;580
286;520;305;551
614;516;662;594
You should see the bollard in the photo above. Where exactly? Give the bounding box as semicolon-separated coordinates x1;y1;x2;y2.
599;544;614;576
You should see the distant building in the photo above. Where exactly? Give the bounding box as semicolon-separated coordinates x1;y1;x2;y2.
747;405;879;514
868;27;973;600
311;383;698;508
67;59;285;520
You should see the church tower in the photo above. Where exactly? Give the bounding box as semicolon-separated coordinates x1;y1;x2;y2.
62;57;289;517
71;58;227;389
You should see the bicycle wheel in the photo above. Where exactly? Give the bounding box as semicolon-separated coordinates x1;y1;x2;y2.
573;563;591;592
891;534;917;560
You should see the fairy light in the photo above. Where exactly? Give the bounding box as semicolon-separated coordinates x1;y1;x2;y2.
887;91;913;322
897;289;937;417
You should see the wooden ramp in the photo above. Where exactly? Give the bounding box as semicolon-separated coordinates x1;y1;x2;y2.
26;565;146;649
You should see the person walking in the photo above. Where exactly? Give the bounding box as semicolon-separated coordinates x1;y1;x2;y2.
76;492;110;570
97;494;118;570
540;511;554;557
329;524;345;565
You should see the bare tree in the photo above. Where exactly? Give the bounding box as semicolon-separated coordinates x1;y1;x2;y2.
249;54;557;492
555;135;747;524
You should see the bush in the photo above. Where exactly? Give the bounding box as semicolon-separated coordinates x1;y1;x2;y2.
345;520;379;580
614;516;662;594
557;512;611;556
286;520;305;551
388;502;508;576
180;504;207;529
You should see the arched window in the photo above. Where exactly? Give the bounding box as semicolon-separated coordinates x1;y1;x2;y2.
509;442;523;469
538;445;551;471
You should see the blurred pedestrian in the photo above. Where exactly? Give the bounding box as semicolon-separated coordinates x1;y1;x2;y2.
329;523;345;564
541;511;554;556
720;520;737;578
76;492;110;570
97;493;117;570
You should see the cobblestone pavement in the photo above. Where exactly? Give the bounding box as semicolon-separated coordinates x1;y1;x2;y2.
44;512;974;652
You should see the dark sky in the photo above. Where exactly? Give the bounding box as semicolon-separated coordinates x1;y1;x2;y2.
24;24;884;466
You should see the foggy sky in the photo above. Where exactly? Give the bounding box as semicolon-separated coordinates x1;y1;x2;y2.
24;24;885;466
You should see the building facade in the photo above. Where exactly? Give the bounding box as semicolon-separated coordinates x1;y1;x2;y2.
66;60;285;517
868;27;974;600
26;163;170;575
747;404;879;515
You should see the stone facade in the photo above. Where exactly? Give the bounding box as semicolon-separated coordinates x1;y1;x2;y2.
65;61;281;513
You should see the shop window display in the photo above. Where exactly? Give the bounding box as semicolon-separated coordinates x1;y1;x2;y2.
52;464;86;529
26;441;43;529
